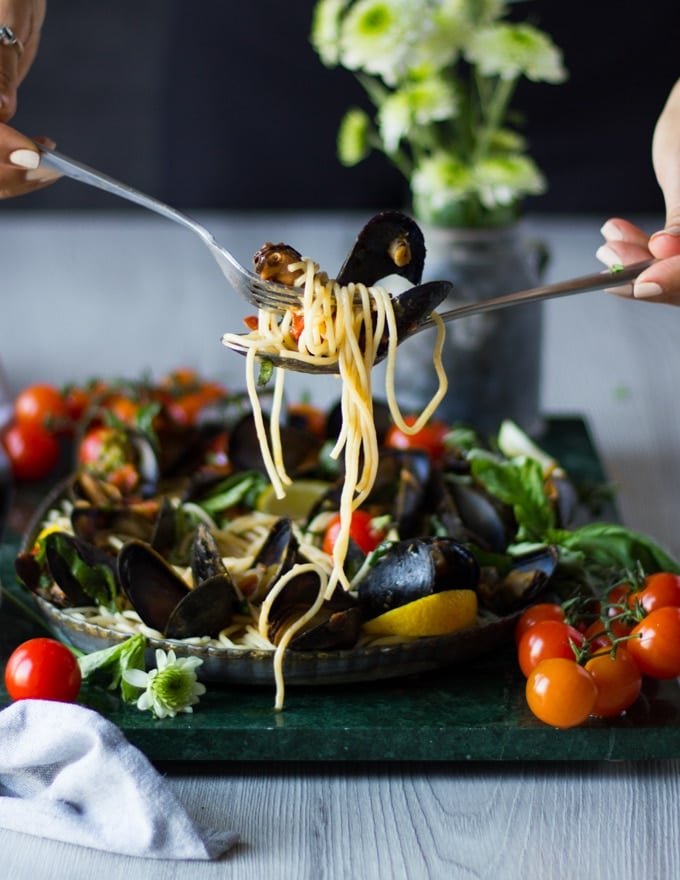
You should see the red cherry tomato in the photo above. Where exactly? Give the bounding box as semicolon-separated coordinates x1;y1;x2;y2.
322;510;386;556
4;638;81;703
384;416;449;463
526;658;598;728
517;619;585;677
2;422;61;481
14;383;68;432
630;572;680;614
627;606;680;679
62;385;91;423
585;646;642;718
514;603;565;646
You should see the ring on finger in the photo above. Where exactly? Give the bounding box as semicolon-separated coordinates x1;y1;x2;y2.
0;25;24;57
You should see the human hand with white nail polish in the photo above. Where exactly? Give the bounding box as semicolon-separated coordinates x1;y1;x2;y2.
0;0;55;199
598;79;680;306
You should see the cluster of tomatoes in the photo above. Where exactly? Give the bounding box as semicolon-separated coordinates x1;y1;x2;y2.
0;369;229;483
516;571;680;728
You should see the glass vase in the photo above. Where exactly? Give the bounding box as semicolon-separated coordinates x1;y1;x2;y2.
392;222;548;438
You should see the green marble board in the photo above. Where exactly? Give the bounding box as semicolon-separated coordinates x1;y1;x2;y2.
1;416;679;763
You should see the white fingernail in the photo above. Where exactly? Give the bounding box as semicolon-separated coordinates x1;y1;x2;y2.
8;148;40;169
600;220;625;241
633;281;663;299
596;244;621;266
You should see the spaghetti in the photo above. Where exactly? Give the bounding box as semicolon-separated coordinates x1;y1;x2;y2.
222;255;448;596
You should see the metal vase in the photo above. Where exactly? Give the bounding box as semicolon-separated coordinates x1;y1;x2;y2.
392;223;548;437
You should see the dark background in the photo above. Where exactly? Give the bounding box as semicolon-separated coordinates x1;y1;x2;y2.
4;0;680;215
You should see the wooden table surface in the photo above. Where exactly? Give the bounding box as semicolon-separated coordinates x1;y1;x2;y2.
2;211;680;879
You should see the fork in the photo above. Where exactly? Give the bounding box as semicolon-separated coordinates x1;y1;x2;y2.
36;145;302;311
222;258;654;375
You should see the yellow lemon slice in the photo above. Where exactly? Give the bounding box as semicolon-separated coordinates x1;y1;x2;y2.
362;589;478;638
256;479;330;519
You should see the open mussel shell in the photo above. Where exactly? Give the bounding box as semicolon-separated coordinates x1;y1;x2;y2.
267;569;362;651
477;545;559;614
165;572;236;640
246;516;298;603
228;413;323;478
117;539;191;633
335;211;426;286
191;522;228;582
356;537;480;619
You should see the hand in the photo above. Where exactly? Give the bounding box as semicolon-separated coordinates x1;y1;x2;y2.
598;78;680;305
0;0;57;198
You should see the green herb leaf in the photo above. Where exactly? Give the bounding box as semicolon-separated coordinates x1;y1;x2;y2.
78;633;147;703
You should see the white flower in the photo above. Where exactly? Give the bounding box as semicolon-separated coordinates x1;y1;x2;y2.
378;77;459;152
310;0;351;66
123;649;206;719
338;0;424;85
465;23;567;83
411;151;475;209
338;107;372;165
473;154;546;208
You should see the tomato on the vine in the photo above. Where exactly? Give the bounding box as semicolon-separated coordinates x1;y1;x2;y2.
584;646;642;718
4;638;81;703
384;417;449;464
2;422;61;481
629;572;680;614
525;658;598;728
517;619;584;677
322;510;386;556
627;606;680;679
514;603;565;646
14;383;68;432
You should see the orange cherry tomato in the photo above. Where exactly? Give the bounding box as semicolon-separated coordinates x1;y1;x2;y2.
630;571;680;614
585;646;642;718
628;606;680;679
526;658;598;728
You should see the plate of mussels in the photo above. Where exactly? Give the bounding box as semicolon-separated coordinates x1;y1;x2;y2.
11;380;569;689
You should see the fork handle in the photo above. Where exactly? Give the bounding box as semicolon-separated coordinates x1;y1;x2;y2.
37;144;215;244
415;259;656;330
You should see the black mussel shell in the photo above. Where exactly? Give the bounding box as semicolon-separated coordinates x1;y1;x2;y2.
229;413;323;477
190;522;228;583
44;530;118;607
336;211;426;286
246;516;298;603
165;572;236;640
117;539;190;633
477;546;559;614
356;537;479;619
267;570;361;651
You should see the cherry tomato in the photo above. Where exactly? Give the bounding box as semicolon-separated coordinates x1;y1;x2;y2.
628;606;680;679
322;510;386;556
106;394;141;425
525;658;598;728
585;646;642;718
14;383;68;432
630;572;680;614
583;620;613;653
517;619;585;677
4;638;81;703
2;422;61;481
62;385;90;423
384;416;449;464
514;603;565;646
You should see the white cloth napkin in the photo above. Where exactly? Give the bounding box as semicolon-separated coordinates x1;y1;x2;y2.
0;699;239;859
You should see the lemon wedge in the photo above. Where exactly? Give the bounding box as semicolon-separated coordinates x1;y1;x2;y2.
256;479;330;519
362;589;478;638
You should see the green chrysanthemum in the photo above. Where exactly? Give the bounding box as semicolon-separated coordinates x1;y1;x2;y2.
337;108;372;165
378;77;459;152
473;154;546;208
123;649;206;719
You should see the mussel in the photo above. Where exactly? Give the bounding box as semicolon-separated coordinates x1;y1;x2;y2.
356;537;480;619
266;568;362;651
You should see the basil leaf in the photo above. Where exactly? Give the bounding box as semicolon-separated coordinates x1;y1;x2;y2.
78;633;146;703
